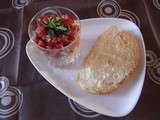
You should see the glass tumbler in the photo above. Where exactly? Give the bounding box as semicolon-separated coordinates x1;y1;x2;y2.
28;6;80;67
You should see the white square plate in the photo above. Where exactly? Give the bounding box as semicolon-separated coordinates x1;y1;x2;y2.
26;18;146;117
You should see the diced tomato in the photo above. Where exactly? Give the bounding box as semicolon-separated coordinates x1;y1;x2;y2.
35;25;47;38
51;37;58;44
63;40;70;46
46;37;60;48
32;22;38;30
34;38;39;44
51;37;57;41
61;14;74;25
47;40;53;48
34;14;79;49
47;37;55;48
37;39;46;48
68;35;75;42
68;29;76;38
37;16;49;22
55;43;63;49
56;37;62;43
71;24;79;31
52;37;63;49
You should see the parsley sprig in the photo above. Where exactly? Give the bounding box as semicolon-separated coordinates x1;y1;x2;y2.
42;17;69;37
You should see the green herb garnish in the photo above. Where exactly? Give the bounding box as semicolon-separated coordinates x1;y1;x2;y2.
42;17;69;37
48;29;55;37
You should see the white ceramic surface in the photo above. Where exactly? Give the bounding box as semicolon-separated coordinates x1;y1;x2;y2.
26;18;146;117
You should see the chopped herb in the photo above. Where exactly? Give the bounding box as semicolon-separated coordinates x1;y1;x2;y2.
57;25;68;31
48;29;55;37
42;17;69;36
43;20;48;24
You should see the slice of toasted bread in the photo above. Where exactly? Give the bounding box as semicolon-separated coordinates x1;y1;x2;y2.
76;26;140;94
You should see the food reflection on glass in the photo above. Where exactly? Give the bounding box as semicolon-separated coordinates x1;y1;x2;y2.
29;7;80;66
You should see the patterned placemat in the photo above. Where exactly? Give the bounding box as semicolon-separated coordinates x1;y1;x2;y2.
0;0;160;120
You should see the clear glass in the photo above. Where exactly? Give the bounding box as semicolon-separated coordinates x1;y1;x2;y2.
28;6;80;67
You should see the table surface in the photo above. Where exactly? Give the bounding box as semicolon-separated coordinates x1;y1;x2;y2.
0;0;160;120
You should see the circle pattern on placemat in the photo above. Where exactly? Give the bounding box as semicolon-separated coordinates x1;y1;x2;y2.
153;0;160;10
12;0;31;9
68;98;100;118
146;50;158;67
0;27;15;59
0;87;23;118
97;0;121;17
119;10;141;28
0;76;9;97
147;58;160;85
97;0;141;28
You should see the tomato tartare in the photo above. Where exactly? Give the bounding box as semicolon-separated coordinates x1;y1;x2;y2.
33;14;80;49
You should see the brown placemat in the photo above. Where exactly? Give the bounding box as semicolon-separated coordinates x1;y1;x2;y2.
0;0;160;120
